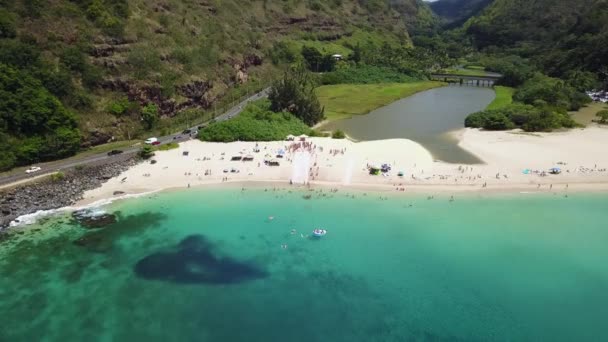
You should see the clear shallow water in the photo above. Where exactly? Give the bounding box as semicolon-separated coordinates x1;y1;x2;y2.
321;86;495;164
1;188;608;341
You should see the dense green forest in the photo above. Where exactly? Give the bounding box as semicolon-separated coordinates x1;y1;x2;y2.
465;0;608;80
421;0;607;132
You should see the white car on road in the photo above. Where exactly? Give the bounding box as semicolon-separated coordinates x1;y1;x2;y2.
25;166;41;174
145;137;158;144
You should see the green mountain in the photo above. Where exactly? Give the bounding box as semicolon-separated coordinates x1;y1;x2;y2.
465;0;608;77
0;0;431;170
429;0;493;26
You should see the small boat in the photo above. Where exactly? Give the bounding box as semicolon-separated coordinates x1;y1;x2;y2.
312;229;327;237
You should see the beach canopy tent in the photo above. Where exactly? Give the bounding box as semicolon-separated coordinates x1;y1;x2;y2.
299;134;308;141
398;171;404;177
267;159;280;166
231;156;243;161
549;167;562;174
278;149;285;155
243;155;254;161
286;135;295;141
182;151;189;156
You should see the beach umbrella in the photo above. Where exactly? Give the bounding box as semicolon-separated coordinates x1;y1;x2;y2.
278;149;285;155
549;167;562;174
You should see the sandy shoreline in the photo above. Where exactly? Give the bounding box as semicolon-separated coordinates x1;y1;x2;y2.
76;125;608;206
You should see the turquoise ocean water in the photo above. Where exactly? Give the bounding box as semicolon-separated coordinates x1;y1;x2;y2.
1;188;608;341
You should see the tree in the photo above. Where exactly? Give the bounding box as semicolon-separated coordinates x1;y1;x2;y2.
0;63;81;168
301;46;335;72
138;145;155;159
0;9;16;39
141;103;159;129
350;43;362;64
597;110;608;124
269;67;325;126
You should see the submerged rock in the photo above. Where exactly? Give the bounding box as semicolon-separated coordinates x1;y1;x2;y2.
134;234;268;285
72;209;117;229
73;211;166;253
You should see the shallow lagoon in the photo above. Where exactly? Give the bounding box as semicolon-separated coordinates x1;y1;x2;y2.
321;86;495;164
1;188;608;341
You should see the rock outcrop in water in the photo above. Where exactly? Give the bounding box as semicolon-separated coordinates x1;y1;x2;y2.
134;234;268;284
72;211;167;253
0;158;138;229
71;209;117;229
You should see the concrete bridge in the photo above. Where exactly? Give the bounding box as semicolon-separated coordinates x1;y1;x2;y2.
430;73;502;87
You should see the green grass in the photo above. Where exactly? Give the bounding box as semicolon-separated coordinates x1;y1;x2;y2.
290;40;353;56
155;142;179;151
440;68;490;77
486;86;515;110
315;82;445;121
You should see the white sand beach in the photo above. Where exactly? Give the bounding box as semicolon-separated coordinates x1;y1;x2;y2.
80;126;608;204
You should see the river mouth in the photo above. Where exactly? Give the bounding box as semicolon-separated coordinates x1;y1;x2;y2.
320;86;496;164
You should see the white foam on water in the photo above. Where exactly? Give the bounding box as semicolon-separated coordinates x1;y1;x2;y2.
7;190;160;228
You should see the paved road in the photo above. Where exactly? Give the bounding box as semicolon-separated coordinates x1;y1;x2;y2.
0;88;270;187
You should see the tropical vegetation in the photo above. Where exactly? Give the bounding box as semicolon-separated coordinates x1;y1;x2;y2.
198;100;314;143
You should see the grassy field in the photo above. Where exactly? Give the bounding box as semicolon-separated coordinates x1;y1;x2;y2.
441;68;490;77
486;86;515;110
155;142;180;151
315;82;445;121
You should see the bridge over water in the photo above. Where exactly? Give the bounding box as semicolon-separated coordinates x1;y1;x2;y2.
431;73;501;87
